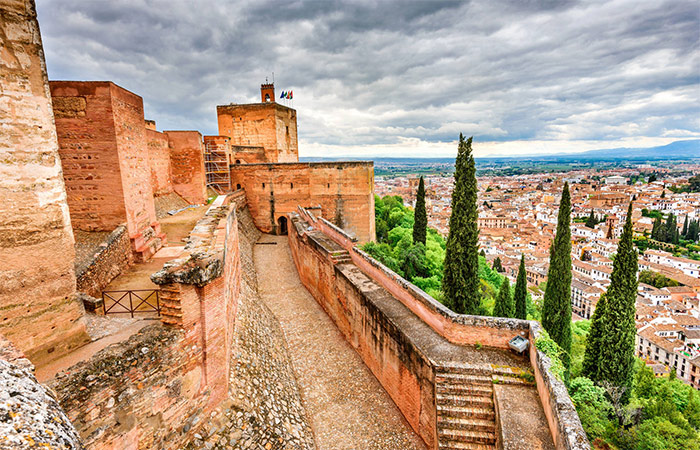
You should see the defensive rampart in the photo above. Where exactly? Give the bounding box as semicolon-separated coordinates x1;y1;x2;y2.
289;207;589;450
50;193;244;448
231;161;375;242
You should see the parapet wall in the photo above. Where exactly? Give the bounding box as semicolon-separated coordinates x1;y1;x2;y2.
232;161;375;242
0;0;89;366
288;216;437;447
290;208;589;450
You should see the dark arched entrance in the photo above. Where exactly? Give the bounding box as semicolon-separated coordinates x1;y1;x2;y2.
277;216;288;235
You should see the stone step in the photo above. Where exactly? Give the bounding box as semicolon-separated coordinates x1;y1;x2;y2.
439;427;496;445
438;441;496;450
438;416;496;433
436;372;493;386
437;383;493;397
491;374;534;386
437;365;492;376
437;393;494;409
437;405;495;420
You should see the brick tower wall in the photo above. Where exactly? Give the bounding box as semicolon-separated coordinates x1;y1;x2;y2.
146;128;173;196
166;130;208;204
0;0;89;365
50;81;127;231
230;161;375;242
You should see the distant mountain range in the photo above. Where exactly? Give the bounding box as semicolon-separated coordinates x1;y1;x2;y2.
300;139;700;163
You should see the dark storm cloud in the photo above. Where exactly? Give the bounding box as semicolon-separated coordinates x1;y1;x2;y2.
37;0;700;155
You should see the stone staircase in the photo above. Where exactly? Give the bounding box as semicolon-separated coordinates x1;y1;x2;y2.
435;366;497;450
329;249;352;264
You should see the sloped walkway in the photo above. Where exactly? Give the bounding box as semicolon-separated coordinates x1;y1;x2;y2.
254;234;427;450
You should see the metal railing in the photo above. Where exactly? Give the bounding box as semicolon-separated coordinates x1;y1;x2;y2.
102;289;161;317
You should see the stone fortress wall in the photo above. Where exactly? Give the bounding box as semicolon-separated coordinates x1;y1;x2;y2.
50;81;167;261
0;0;90;366
230;161;376;242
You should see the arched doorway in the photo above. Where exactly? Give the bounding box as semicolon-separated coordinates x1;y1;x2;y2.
277;216;288;235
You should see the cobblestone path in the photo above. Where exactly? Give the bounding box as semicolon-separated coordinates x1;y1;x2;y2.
255;234;427;450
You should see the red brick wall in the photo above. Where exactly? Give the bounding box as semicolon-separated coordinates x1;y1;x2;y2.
51;81;126;231
166;131;207;204
51;81;165;261
146;128;173;196
0;2;89;367
217;103;298;163
109;84;162;259
231;162;375;242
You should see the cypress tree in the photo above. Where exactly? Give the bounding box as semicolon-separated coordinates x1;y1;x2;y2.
585;210;597;228
514;255;528;320
492;257;504;272
664;213;677;244
651;216;663;241
442;134;480;315
582;293;608;380
682;216;689;238
413;176;427;245
542;182;573;373
493;277;513;318
595;202;639;402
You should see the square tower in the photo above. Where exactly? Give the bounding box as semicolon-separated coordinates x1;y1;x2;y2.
216;83;298;163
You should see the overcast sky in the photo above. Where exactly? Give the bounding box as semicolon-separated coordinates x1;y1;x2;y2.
37;0;700;157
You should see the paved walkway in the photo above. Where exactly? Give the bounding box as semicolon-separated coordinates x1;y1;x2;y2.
254;234;426;450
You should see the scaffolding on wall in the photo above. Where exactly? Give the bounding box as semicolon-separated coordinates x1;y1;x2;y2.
204;140;231;194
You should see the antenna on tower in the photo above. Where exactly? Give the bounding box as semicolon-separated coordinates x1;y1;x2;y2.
272;72;275;83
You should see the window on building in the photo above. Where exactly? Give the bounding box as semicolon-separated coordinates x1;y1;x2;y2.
263;183;265;188
290;182;293;189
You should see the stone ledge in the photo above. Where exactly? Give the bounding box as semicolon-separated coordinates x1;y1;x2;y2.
151;200;234;287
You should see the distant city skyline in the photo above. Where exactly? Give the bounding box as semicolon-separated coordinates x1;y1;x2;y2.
38;0;700;157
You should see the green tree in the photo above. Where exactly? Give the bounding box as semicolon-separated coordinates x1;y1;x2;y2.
412;176;427;245
400;243;429;280
542;182;573;373
590;203;639;402
492;256;504;272
690;174;700;192
648;173;657;183
652;216;664;241
493;277;513;318
442;135;480;315
513;255;528;320
682;216;689;238
582;293;607;380
665;213;679;245
585;210;597;228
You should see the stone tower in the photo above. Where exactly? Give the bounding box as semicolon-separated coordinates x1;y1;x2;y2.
217;82;298;163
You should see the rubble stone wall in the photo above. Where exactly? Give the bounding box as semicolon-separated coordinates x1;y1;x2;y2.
165;130;207;204
0;335;83;450
231;161;375;242
76;225;133;299
0;0;89;366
